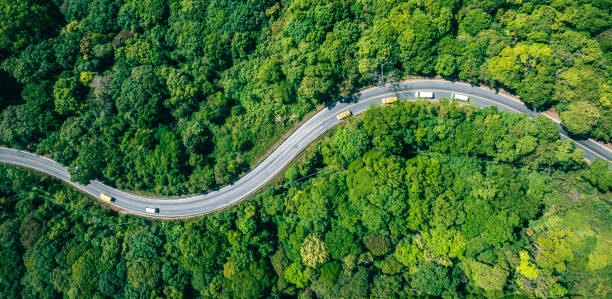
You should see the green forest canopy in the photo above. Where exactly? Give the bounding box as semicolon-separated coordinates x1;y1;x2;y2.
0;1;611;297
1;100;610;298
0;0;610;196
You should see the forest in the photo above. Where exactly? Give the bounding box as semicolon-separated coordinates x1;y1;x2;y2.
1;0;611;298
1;100;610;298
0;0;610;195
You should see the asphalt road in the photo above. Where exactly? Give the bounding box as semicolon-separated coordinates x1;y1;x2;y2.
1;79;611;218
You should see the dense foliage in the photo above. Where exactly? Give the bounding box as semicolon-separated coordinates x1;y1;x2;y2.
1;101;610;298
0;0;610;195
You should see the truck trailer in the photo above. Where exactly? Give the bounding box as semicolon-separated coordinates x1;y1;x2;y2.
452;93;469;101
145;207;159;214
415;91;434;98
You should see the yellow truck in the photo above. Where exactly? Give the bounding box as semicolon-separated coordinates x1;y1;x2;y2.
100;193;114;202
381;96;398;104
336;110;352;120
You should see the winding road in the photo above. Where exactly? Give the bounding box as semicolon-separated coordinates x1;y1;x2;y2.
1;79;611;218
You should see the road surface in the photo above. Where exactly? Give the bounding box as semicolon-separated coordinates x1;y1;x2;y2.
1;79;611;218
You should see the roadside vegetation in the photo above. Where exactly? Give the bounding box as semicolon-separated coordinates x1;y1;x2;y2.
0;0;610;195
1;100;610;298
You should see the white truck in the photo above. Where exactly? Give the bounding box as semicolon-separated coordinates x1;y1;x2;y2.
415;91;434;98
145;207;159;214
452;93;469;101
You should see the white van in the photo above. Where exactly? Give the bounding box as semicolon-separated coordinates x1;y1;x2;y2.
145;207;159;214
452;93;469;101
415;91;434;98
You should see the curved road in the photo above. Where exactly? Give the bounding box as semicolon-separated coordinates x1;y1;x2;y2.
1;79;611;218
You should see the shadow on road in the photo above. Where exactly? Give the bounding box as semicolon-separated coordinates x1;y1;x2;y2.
327;92;361;109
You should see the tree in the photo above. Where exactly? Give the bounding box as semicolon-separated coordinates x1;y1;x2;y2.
1;40;58;84
516;250;539;280
82;0;119;33
270;248;289;282
567;3;612;35
178;220;225;275
0;218;25;298
225;260;272;298
161;262;189;290
435;54;456;76
587;234;612;271
118;0;168;31
462;259;508;292
126;258;161;291
165;69;202;118
338;267;370;298
0;0;61;54
554;65;603;105
356;19;398;76
332;125;370;164
126;228;162;260
284;262;308;288
115;65;169;128
411;262;451;296
294;178;334;233
69;138;105;184
319;261;341;285
0;105;38;147
363;233;391;256
370;274;402;299
459;9;492;36
300;234;328;268
53;77;85;114
581;159;612;192
97;269;124;296
146;130;187;194
535;229;578;273
71;250;98;295
374;255;403;275
394;8;440;74
394;238;422;272
18;213;45;251
486;43;556;107
555;140;585;169
560;101;601;136
324;226;361;260
422;227;466;261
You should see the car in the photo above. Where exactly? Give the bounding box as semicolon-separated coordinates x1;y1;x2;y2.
452;93;469;101
145;207;159;214
415;91;434;98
